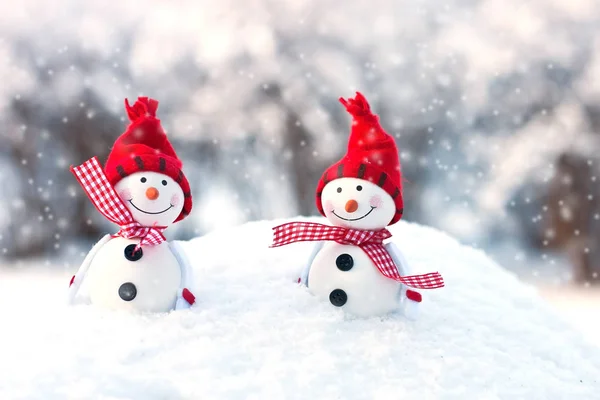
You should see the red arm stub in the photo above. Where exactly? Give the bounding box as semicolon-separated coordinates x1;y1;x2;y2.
182;288;196;305
406;289;422;303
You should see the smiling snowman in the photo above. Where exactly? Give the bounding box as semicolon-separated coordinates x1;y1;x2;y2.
67;97;196;313
271;92;444;318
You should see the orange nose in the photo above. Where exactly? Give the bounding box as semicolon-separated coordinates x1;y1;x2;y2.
345;199;359;213
145;187;159;200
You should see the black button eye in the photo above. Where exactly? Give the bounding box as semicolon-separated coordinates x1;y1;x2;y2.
337;187;342;193
161;180;167;186
140;177;147;183
356;185;363;191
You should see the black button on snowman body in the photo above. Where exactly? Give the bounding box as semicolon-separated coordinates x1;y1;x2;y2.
124;244;143;261
336;253;354;271
118;282;137;301
329;289;348;306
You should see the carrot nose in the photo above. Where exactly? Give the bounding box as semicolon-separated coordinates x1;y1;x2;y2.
345;199;359;213
145;187;159;200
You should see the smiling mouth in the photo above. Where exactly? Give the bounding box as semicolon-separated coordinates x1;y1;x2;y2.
128;200;174;215
331;207;376;221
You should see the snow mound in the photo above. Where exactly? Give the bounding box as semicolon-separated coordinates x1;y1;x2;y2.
1;219;599;399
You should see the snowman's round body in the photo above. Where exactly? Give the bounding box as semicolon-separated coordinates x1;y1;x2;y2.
308;242;402;317
86;237;182;313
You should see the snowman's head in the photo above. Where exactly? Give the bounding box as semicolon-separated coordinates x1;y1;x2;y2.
321;177;396;230
115;171;184;227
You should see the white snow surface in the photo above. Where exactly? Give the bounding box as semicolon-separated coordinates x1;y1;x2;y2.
1;219;599;399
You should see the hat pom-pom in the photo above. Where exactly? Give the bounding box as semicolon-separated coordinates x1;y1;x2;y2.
339;92;378;122
125;97;159;122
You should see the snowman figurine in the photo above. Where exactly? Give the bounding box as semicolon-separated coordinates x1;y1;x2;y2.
271;92;444;318
67;97;196;313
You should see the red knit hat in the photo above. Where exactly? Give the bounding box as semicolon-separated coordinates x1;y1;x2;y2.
316;92;404;225
104;97;192;222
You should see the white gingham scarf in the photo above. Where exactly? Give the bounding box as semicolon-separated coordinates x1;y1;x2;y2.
271;222;444;290
71;157;166;247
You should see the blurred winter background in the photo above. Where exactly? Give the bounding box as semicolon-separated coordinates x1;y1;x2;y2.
0;1;599;338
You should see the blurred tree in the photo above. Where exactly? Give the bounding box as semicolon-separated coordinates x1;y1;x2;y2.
542;154;599;283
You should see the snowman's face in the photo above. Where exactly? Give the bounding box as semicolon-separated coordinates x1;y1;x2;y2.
322;177;395;230
115;171;184;227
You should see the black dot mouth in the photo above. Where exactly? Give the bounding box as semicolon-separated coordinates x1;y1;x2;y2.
331;206;376;221
128;200;174;215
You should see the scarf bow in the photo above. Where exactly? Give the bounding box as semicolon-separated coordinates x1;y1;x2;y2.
271;222;444;290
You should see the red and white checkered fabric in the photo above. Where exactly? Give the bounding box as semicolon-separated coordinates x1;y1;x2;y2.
271;222;444;290
71;157;166;247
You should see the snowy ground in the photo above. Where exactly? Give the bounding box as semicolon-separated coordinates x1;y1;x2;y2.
538;286;600;348
1;219;599;399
